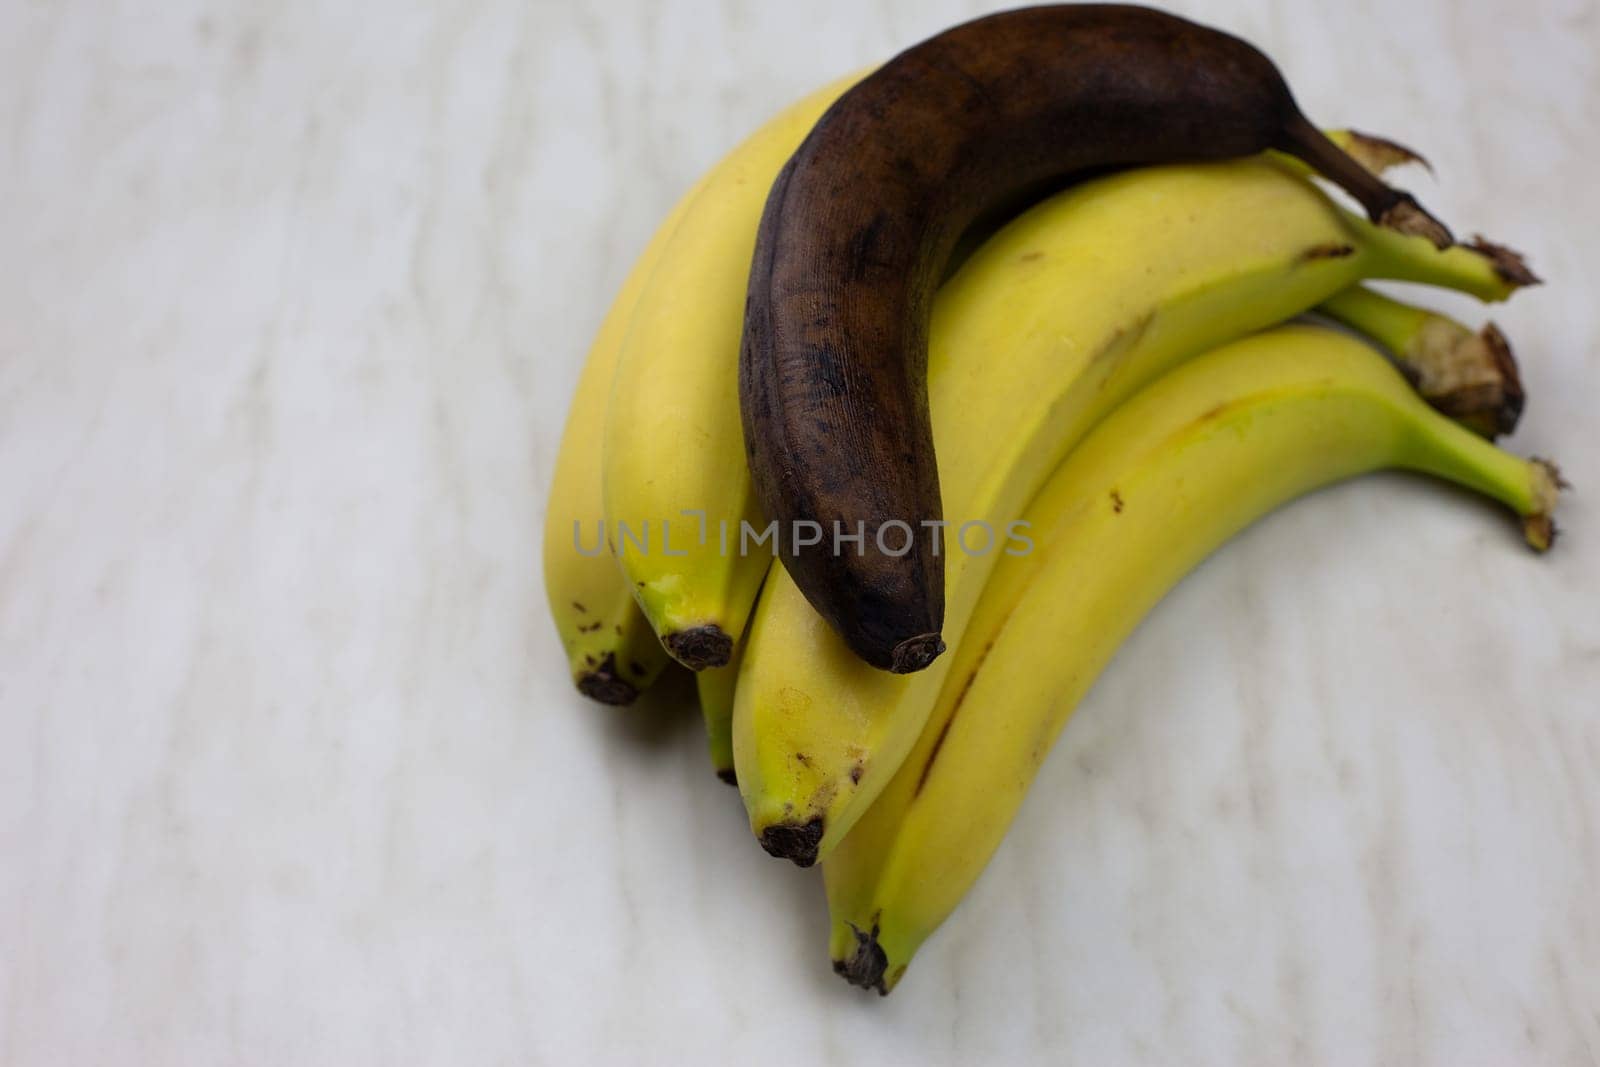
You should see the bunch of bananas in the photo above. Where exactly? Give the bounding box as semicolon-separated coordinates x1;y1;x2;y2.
543;15;1560;996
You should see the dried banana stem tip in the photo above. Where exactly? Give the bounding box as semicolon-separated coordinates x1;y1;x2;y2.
1523;459;1566;552
1379;196;1454;249
833;924;891;995
758;818;825;867
890;632;946;674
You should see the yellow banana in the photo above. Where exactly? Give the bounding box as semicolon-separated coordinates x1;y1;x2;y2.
542;182;702;703
734;158;1532;866
825;324;1560;993
602;73;865;671
1320;284;1523;438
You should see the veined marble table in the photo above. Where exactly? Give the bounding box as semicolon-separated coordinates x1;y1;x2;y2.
2;1;1596;1063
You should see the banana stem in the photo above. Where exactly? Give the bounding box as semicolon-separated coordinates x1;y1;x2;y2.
1321;285;1432;350
1357;216;1526;302
1403;415;1561;551
1319;285;1526;439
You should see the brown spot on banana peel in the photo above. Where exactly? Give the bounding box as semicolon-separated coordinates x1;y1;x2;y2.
739;5;1454;673
1092;311;1157;368
576;653;639;706
663;624;733;671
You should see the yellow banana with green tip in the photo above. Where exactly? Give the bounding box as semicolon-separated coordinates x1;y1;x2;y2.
825;324;1561;994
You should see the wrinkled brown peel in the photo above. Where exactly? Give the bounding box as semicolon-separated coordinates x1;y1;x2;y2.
758;818;825;867
664;625;733;671
575;653;640;706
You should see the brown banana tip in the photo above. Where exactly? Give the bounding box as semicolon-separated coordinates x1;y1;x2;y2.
664;625;733;671
1377;196;1454;250
715;768;738;788
576;654;639;706
758;818;825;867
833;923;890;994
1345;129;1433;176
889;633;946;674
1466;235;1542;287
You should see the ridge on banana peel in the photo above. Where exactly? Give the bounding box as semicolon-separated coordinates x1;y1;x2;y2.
825;324;1561;995
733;156;1535;869
542;176;708;704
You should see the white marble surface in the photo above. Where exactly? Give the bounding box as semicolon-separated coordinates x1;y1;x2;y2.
2;0;1598;1062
